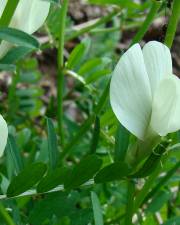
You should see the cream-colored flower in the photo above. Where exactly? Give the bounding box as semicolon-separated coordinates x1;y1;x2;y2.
110;41;180;141
0;0;50;57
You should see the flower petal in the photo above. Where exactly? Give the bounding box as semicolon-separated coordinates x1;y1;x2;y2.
150;75;180;136
0;0;50;58
0;41;13;58
10;0;50;34
0;0;7;17
143;41;172;94
110;44;152;140
0;115;8;157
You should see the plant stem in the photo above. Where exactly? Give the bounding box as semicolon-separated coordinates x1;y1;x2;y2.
61;81;110;160
164;0;180;48
133;165;161;212
66;10;120;41
8;68;19;121
61;114;95;159
0;179;94;200
125;180;135;225
0;203;16;225
144;160;180;203
131;0;161;46
57;0;69;146
0;0;20;27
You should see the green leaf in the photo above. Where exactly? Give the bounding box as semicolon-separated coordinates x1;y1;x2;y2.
130;143;168;178
94;162;131;183
7;163;47;197
91;192;104;225
64;154;102;190
19;71;41;83
90;116;100;154
46;117;58;169
162;216;180;225
0;27;39;49
0;46;33;64
29;192;92;225
37;167;69;193
146;190;171;213
66;43;86;69
16;128;31;148
114;123;130;162
78;57;111;84
66;38;91;70
0;63;16;72
6;135;24;175
42;0;60;4
144;161;180;202
62;81;109;159
88;0;140;9
85;69;110;84
16;88;43;98
78;58;102;76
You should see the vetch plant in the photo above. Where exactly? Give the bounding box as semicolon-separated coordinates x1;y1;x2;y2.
0;0;180;224
110;41;180;165
0;114;8;157
0;0;50;57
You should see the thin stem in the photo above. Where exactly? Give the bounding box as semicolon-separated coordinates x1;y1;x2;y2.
0;203;16;225
0;0;20;27
133;165;161;212
125;180;135;225
61;115;96;159
66;10;120;41
57;0;69;146
144;160;180;203
0;179;94;200
131;0;161;46
90;26;121;34
60;81;110;160
164;0;180;48
8;68;20;121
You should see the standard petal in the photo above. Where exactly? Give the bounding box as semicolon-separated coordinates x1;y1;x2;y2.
110;44;152;140
10;0;50;34
0;0;50;58
150;75;180;136
0;115;8;157
0;0;7;17
0;41;13;58
143;41;172;94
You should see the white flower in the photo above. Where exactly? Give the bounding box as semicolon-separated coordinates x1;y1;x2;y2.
0;0;50;57
0;115;8;157
110;41;180;141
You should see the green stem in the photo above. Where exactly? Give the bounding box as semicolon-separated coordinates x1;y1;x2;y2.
0;179;94;200
0;0;20;27
61;81;110;160
125;180;135;225
66;10;119;41
164;0;180;48
133;165;161;212
0;203;16;225
61;115;96;159
144;160;180;203
90;26;121;34
57;0;69;146
131;0;161;46
8;68;19;121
